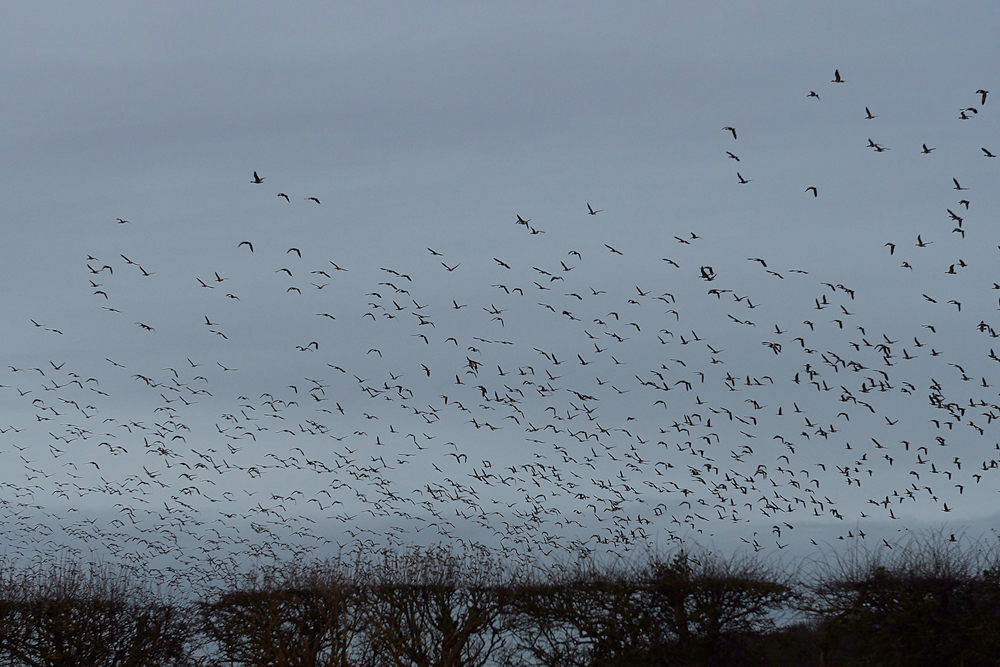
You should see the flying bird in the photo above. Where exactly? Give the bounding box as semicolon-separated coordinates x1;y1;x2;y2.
251;171;265;184
831;69;845;83
722;126;737;140
587;203;603;215
805;186;817;197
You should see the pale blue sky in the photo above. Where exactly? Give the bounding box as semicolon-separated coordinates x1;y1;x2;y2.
2;3;999;583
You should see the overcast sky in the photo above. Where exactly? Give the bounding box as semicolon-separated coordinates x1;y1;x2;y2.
3;3;1000;586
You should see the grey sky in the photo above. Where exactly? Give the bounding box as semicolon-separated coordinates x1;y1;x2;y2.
3;4;1000;585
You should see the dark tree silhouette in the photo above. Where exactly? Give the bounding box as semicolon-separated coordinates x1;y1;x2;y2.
807;532;1000;667
199;559;367;667
0;561;193;667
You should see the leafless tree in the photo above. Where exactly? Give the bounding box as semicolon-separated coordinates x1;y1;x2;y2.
199;558;368;667
0;559;194;667
504;549;796;667
360;546;514;667
805;530;1000;667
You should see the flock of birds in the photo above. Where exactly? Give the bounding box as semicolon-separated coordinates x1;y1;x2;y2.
3;71;1000;589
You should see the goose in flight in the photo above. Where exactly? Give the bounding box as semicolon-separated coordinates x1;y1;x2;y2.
805;186;817;197
832;69;845;83
305;197;321;204
921;144;935;154
587;203;603;215
977;89;988;105
807;91;820;99
722;126;737;140
737;172;751;184
277;193;290;202
251;171;265;184
864;107;877;119
983;148;996;158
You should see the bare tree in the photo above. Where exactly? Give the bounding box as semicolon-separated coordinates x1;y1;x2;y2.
199;558;368;667
361;546;513;667
806;531;1000;667
0;560;193;667
504;549;796;667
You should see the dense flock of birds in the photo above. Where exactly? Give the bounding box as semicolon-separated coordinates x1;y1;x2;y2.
3;73;1000;588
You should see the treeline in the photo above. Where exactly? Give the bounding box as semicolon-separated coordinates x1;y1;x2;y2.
2;535;999;666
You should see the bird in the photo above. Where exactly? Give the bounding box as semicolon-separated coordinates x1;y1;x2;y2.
864;107;877;119
238;241;253;252
587;203;603;215
953;178;968;191
805;186;817;197
305;197;321;204
921;144;936;154
983;148;996;158
977;89;988;105
251;171;265;184
722;126;737;140
277;193;290;202
737;173;751;184
807;91;820;99
831;69;845;83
